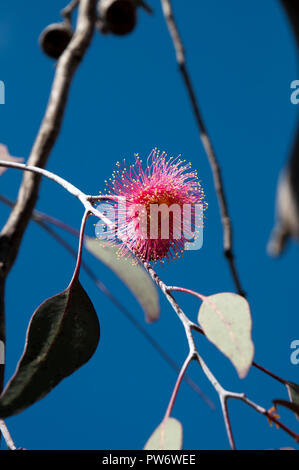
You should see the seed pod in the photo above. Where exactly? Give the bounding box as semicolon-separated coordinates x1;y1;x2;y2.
39;22;73;59
98;0;137;36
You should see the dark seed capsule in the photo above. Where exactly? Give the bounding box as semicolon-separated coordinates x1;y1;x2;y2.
98;0;137;36
39;23;73;59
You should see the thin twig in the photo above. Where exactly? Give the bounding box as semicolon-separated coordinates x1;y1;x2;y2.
163;352;195;421
168;285;290;386
165;286;299;446
0;420;17;450
252;361;288;386
1;161;297;447
142;261;197;354
61;0;80;24
0;0;97;277
235;394;299;443
0;0;97;412
194;352;299;447
220;395;236;450
0;192;214;408
0;161;125;241
160;0;245;298
68;209;90;286
137;0;153;15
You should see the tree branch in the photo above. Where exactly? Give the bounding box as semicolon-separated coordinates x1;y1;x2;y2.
194;352;299;448
1;161;297;448
0;192;215;409
61;0;80;25
160;0;245;297
0;0;96;278
0;0;97;408
0;420;17;450
163;352;194;421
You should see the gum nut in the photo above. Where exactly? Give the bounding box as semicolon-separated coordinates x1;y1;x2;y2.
98;0;137;35
39;23;73;59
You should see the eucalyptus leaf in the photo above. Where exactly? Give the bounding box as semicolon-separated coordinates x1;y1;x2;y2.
85;237;159;323
273;399;299;419
144;418;183;450
286;381;299;420
197;292;254;379
0;279;100;418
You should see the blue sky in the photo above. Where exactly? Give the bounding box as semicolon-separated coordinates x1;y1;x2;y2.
0;0;298;450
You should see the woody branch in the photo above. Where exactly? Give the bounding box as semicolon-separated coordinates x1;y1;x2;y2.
0;0;97;397
1;159;298;449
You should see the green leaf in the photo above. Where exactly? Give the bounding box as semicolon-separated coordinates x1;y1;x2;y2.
273;399;299;419
286;382;299;420
0;279;100;418
144;418;183;450
197;292;254;378
85;237;159;323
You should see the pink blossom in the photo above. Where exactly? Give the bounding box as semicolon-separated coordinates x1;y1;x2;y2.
104;149;207;263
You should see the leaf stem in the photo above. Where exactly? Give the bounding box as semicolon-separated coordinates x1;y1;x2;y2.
1;162;297;447
0;193;214;408
163;352;194;421
167;285;206;302
61;0;80;24
68;210;90;287
167;286;290;386
160;0;245;298
194;352;299;447
0;3;97;420
252;361;288;386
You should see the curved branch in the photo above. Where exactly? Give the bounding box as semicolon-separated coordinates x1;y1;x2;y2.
2;161;298;448
160;0;245;297
0;420;17;450
0;0;97;406
0;0;97;279
0;192;215;409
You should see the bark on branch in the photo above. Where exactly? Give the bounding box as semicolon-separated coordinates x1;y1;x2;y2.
0;0;97;394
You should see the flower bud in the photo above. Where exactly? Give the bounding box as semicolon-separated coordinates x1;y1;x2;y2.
39;22;73;59
97;0;137;36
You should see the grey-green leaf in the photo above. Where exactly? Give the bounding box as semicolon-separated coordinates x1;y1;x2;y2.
0;279;100;418
197;292;254;379
286;381;299;420
85;237;159;323
273;399;299;420
144;418;183;450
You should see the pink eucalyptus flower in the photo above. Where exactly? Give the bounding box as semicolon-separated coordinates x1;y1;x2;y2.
103;149;207;263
